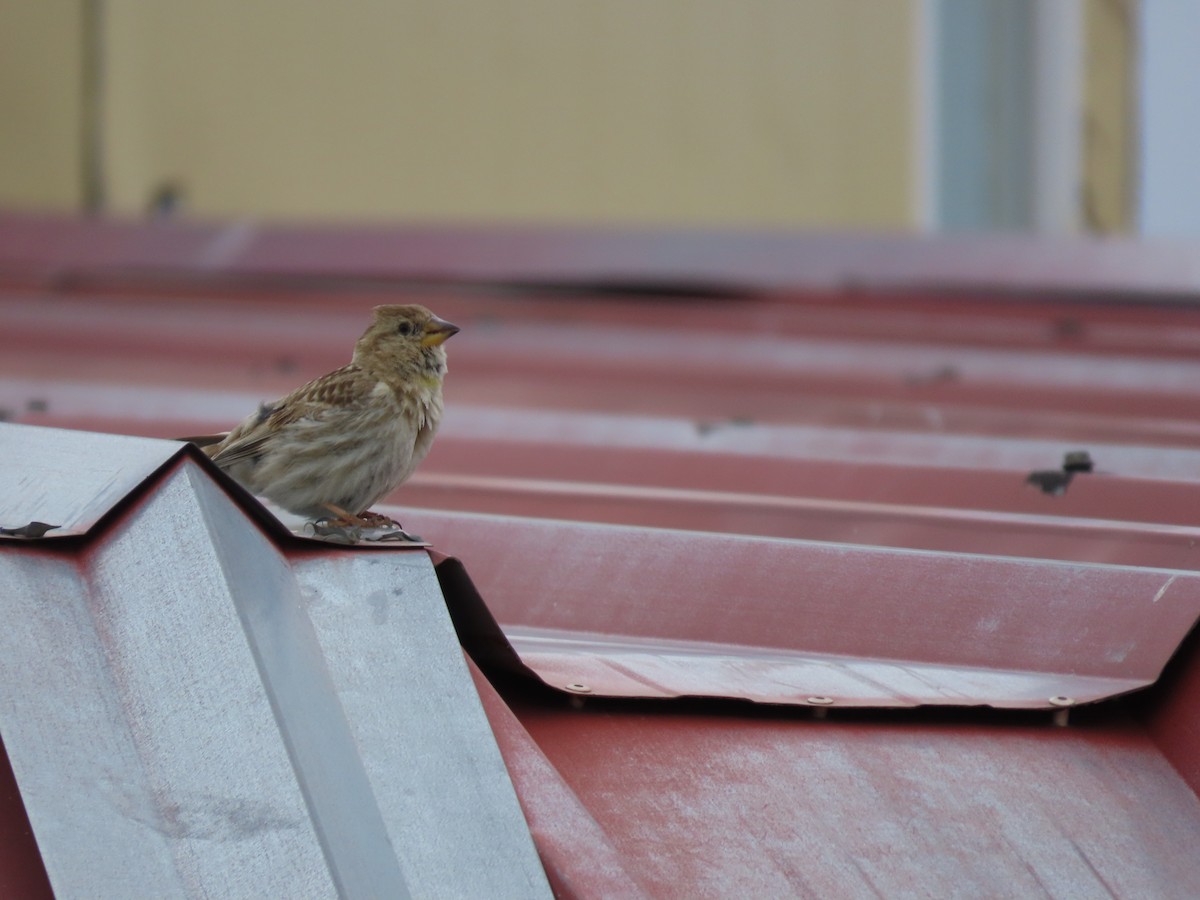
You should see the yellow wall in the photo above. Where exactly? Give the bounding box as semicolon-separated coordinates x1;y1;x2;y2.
0;4;1146;232
0;2;918;229
101;1;917;228
0;1;85;210
1082;0;1136;233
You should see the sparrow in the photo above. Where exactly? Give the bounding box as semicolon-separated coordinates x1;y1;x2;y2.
197;304;458;534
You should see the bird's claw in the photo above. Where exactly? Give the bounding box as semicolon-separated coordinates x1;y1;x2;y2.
306;517;364;544
345;510;425;542
352;510;400;528
304;515;424;545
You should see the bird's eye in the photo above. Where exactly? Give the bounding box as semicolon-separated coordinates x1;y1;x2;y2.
396;322;413;336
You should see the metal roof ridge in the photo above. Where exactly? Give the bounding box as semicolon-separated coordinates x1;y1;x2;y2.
0;422;193;539
0;423;429;550
0;429;551;896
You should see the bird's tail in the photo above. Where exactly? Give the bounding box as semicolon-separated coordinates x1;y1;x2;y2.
176;434;228;456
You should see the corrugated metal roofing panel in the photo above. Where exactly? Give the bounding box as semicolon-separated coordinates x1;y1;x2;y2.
511;704;1200;898
395;470;1200;569
464;658;651;899
10;211;1200;295
418;510;1199;709
6;250;1200;712
11;286;1200;451
5;213;1200;895
0;425;550;898
1146;628;1200;798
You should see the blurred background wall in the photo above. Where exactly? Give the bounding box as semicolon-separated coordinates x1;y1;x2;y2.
0;1;1160;234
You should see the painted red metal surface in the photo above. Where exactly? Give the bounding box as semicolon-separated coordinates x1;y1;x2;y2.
465;658;648;898
11;210;1200;296
417;509;1199;708
4;212;1200;894
8;286;1200;453
1145;628;1200;799
510;703;1200;898
0;737;52;899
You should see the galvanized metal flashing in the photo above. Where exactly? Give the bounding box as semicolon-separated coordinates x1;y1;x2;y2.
0;425;550;898
0;423;188;538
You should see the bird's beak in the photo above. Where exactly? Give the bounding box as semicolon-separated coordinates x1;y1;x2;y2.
422;316;460;347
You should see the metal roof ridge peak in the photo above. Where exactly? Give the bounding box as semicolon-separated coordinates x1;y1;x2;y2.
0;425;552;896
0;422;194;540
0;423;429;551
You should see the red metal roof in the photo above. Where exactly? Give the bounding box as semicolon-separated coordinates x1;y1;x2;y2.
3;213;1200;895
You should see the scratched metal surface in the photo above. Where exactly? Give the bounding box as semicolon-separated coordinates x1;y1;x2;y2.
510;702;1200;899
0;422;188;538
0;445;550;899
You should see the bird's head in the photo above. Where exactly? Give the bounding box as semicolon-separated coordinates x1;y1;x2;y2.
353;304;460;383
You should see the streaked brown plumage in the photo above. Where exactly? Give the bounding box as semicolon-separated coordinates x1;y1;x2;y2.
203;304;458;523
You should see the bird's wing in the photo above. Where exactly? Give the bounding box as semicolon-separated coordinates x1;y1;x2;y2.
209;365;376;468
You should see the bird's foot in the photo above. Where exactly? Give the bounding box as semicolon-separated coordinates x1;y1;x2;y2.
355;510;425;543
306;517;364;544
307;505;424;544
353;510;402;528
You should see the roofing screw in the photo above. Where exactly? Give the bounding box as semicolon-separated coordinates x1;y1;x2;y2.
807;696;833;719
564;683;592;694
1049;696;1075;728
